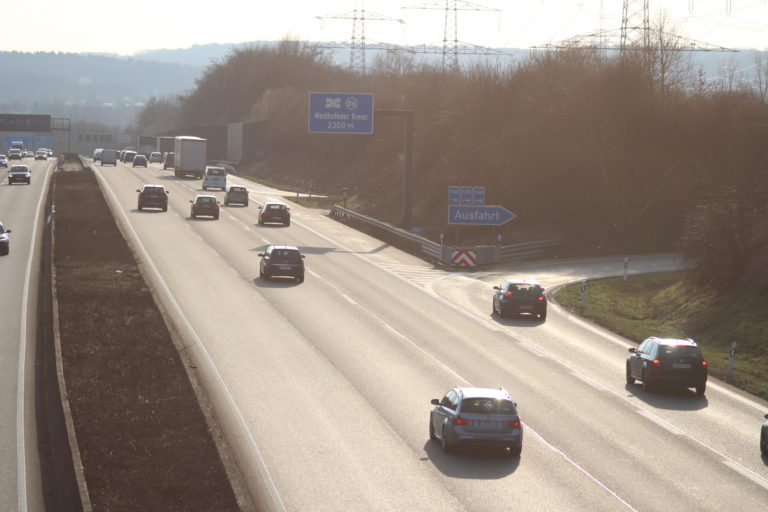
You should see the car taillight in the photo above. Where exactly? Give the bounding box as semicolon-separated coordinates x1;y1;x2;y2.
507;419;521;428
537;295;545;301
453;416;470;426
701;361;707;366
651;359;661;367
505;291;513;296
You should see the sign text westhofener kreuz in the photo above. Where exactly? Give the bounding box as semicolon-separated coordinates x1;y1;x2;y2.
308;93;374;134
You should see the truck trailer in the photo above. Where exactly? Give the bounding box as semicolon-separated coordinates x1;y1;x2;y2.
157;136;175;155
137;136;157;158
173;136;207;179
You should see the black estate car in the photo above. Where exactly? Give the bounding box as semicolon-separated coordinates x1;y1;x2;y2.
258;202;291;226
626;337;708;394
259;245;304;283
136;185;169;211
492;279;547;320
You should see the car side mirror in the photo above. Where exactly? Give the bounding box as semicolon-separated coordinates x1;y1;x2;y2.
257;253;264;257
5;229;11;233
136;189;140;193
431;399;440;406
258;206;263;209
166;191;169;194
301;255;305;258
628;348;636;353
765;413;768;419
189;200;193;203
493;286;500;290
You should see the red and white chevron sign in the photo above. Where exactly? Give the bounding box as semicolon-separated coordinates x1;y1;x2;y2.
451;250;477;267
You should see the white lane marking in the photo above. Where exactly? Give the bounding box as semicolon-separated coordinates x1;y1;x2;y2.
93;167;287;512
17;161;52;511
636;410;684;435
304;264;638;512
722;460;768;491
569;371;608;392
519;343;550;359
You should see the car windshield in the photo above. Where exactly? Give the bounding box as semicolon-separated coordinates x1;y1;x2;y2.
0;226;5;235
11;166;28;172
461;398;517;415
658;346;702;360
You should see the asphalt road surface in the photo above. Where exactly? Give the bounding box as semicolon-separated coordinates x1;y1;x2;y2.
93;158;768;511
0;157;55;512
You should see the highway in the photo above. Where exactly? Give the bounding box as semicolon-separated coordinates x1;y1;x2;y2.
92;158;768;511
0;157;55;512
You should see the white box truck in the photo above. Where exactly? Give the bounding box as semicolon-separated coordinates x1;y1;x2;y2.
173;136;207;179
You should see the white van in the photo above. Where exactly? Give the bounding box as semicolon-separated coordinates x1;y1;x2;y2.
202;166;227;191
100;149;118;166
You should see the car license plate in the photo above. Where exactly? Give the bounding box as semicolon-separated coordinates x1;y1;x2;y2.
672;363;691;369
474;420;500;429
518;306;532;310
279;266;291;270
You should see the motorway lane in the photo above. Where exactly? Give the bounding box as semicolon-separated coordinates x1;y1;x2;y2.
93;160;768;511
0;157;55;512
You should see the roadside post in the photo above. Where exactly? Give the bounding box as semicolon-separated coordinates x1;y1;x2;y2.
727;341;737;379
624;257;629;281
581;280;587;307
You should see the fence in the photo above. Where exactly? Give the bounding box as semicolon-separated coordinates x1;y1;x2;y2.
329;205;560;268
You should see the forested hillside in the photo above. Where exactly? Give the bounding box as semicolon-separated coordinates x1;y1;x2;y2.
137;39;768;291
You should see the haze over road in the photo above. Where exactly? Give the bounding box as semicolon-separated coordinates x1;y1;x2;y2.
92;158;768;511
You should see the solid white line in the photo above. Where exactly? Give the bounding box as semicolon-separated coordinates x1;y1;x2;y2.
569;371;609;392
93;166;286;512
722;460;768;491
519;343;550;359
17;161;53;511
636;410;684;435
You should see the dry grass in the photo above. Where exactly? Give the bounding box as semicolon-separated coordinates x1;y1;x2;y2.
53;164;240;511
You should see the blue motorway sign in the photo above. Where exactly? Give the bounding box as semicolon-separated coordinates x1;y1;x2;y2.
448;205;516;226
448;186;485;205
308;92;374;134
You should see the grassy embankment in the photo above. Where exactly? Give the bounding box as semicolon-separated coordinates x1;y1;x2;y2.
555;272;768;400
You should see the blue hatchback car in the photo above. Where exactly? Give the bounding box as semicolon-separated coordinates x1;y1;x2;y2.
430;387;522;456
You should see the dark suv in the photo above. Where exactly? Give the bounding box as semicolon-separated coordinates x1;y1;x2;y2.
492;279;547;320
626;337;708;394
259;245;305;283
136;185;169;211
258;202;291;226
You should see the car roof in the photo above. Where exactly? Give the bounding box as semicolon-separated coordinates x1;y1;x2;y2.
268;245;300;251
264;201;288;206
194;194;217;199
646;337;698;347
11;165;29;170
205;165;225;170
456;387;511;399
142;184;163;188
503;278;541;286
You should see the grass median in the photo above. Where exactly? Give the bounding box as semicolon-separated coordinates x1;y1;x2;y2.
554;271;768;400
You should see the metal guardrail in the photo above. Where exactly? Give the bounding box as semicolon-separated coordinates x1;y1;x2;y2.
330;205;560;267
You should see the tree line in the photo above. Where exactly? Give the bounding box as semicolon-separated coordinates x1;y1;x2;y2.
136;37;768;293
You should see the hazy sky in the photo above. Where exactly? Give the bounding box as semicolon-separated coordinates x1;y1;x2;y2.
5;0;767;55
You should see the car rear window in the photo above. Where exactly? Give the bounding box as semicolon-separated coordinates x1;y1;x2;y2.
230;187;245;192
461;398;517;415
658;346;702;360
266;204;286;210
271;249;300;259
143;188;164;196
207;168;226;176
197;197;216;204
505;283;541;294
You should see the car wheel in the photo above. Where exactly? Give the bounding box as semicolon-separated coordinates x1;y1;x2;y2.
540;311;547;321
508;443;522;457
162;205;167;212
224;201;229;206
138;204;143;211
626;365;635;385
296;274;304;283
761;431;768;456
258;219;264;225
191;213;196;219
441;429;452;454
695;382;706;395
202;185;207;190
244;201;249;207
429;421;438;442
214;213;219;220
492;301;497;316
263;271;271;281
641;371;653;393
285;220;291;226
